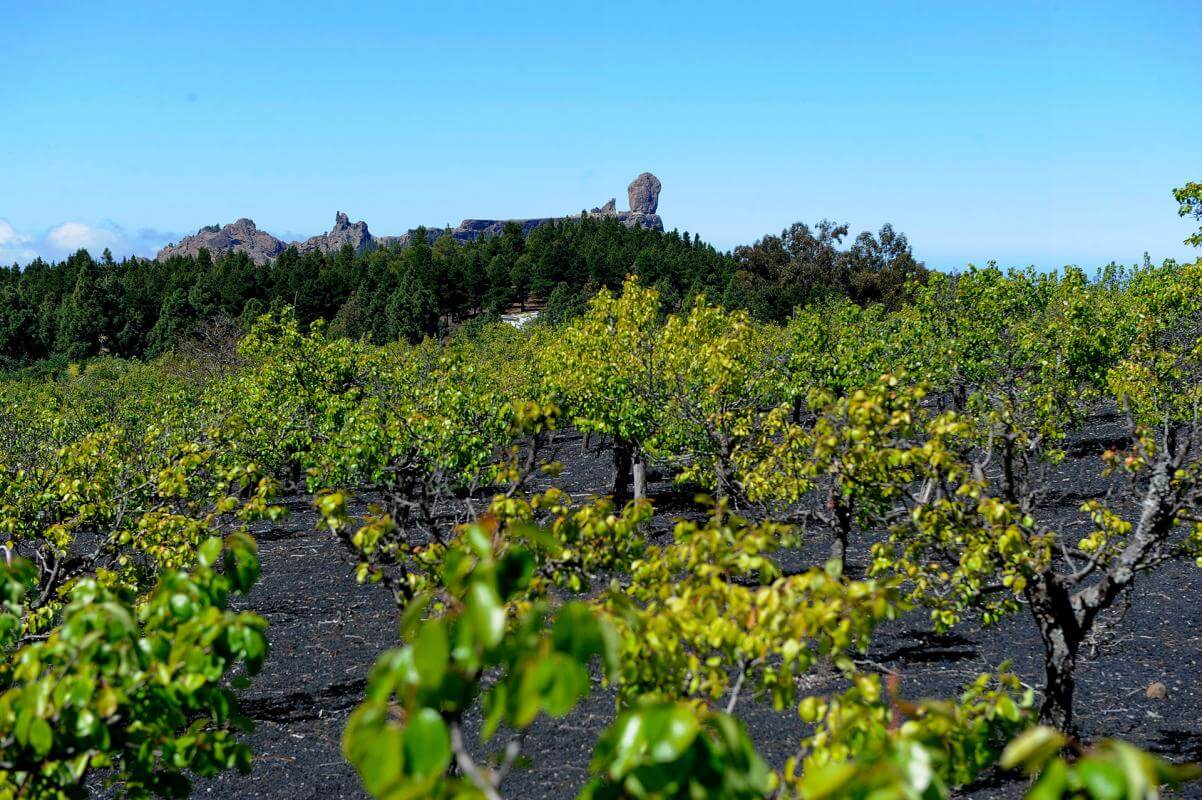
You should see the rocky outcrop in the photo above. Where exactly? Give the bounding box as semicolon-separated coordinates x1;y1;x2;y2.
297;212;374;256
437;172;664;243
155;173;665;262
156;218;285;265
439;217;560;244
627;172;661;214
583;173;663;231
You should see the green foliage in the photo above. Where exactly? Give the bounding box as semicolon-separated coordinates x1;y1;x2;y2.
215;311;370;481
740;376;929;569
544;276;665;448
655;301;778;497
793;667;1033;796
731;221;927;319
580;702;774;800
0;213;920;369
0;534;267;799
776;299;901;411
342;528;619;799
1106;261;1202;426
1002;726;1201;799
0;345;280;798
604;503;901;712
3;223;1201;800
1174;181;1202;247
0;395;280;641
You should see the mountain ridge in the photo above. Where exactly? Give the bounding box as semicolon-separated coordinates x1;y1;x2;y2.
155;172;664;264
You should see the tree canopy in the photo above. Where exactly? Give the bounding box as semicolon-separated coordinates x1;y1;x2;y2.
0;216;925;371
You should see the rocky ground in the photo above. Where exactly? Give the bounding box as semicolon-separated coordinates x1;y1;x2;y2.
193;413;1202;799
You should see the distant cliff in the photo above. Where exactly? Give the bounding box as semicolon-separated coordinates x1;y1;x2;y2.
155;218;286;265
428;171;664;244
296;211;375;255
155;173;664;263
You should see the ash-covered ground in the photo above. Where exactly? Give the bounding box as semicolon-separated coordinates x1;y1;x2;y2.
195;414;1202;799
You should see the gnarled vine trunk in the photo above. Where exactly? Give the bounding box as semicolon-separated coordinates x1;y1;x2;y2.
612;438;633;505
827;482;853;573
1025;455;1183;733
1028;575;1083;733
714;435;736;502
632;450;647;501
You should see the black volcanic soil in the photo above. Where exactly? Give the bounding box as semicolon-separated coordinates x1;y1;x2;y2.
195;415;1202;799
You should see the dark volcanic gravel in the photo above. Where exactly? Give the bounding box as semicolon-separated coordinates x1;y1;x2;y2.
192;423;1202;799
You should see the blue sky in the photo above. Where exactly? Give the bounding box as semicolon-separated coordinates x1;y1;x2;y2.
1;1;1199;270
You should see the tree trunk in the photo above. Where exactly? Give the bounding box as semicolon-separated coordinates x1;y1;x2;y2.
827;482;852;573
612;439;632;505
1001;434;1019;503
632;449;647;501
581;430;592;455
1029;580;1082;733
951;383;968;413
791;395;803;425
1038;624;1079;733
288;459;304;492
829;529;847;574
714;462;730;501
714;436;736;501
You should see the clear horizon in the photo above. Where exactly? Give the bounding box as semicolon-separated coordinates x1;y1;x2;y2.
2;0;1199;271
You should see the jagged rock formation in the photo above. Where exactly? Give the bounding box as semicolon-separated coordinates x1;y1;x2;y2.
627;172;661;214
439;172;663;243
156;218;285;265
156;173;664;262
584;172;662;231
296;212;375;256
430;216;563;245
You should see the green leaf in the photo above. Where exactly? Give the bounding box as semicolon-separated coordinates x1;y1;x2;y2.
398;592;432;641
467;581;504;650
552;602;603;661
412;620;448;688
402;709;451;779
1025;758;1069;800
514;660;544;728
538;653;589;717
481;682;508;742
198;537;223;568
357;725;405;796
465;525;493;561
223;533;261;593
1077;758;1126;800
513;521;562;557
1000;726;1066;774
799;762;857;799
641;704;700;763
29;717;53;757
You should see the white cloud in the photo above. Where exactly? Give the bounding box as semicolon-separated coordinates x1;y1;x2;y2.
46;222;124;255
0;220;37;266
0;220;181;266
